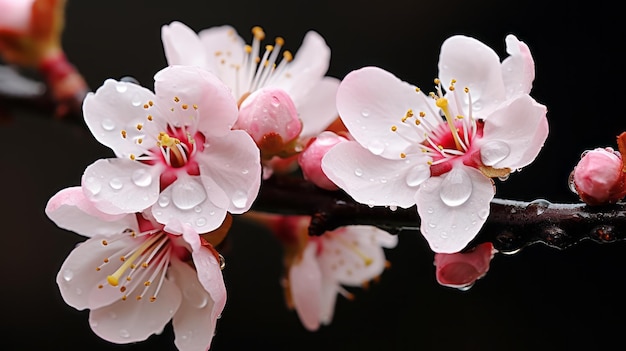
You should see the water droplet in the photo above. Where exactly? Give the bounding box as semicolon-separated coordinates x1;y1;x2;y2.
196;217;207;227
427;207;434;214
84;177;102;195
183;284;209;308
440;231;448;238
481;140;511;166
379;177;388;184
131;169;152;187
439;168;473;207
209;211;215;216
172;180;207;210
428;222;437;228
367;199;375;208
354;168;363;177
406;164;430;187
456;283;474;291
158;194;170;207
101;118;115;131
361;108;370;117
527;199;551;215
109;178;123;190
75;288;83;295
473;102;482;111
477;208;489;220
131;93;142;107
242;169;249;175
90;320;99;328
567;170;578;194
115;83;128;93
367;140;385;155
498;174;510;181
120;76;139;85
219;254;226;270
389;205;397;211
194;206;202;213
119;329;130;338
270;96;280;107
62;269;73;282
232;190;248;209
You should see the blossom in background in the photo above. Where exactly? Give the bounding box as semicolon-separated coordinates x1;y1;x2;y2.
322;35;548;253
161;21;340;168
46;187;226;351
571;146;626;205
434;242;496;290
81;65;261;234
254;214;397;331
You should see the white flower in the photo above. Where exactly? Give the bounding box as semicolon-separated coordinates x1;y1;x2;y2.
322;35;548;253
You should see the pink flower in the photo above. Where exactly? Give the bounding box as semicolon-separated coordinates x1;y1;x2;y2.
572;147;626;205
0;0;34;32
322;35;548;253
298;131;349;190
161;22;340;157
81;65;261;233
274;216;397;331
46;187;226;350
434;242;496;290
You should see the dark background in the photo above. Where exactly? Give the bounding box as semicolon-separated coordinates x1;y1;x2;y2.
2;0;625;350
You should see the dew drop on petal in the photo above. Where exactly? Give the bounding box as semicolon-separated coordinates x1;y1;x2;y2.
478;208;489;220
368;140;385;155
131;169;152;187
115;83;128;93
361;108;370;117
480;140;511;166
568;170;578;194
62;269;73;282
242;169;249;175
101;118;115;131
158;194;170;207
172;180;207;210
109;178;123;190
232;190;248;209
354;168;363;177
193;206;202;213
119;329;130;338
439;167;473;207
196;217;207;227
183;284;208;308
270;96;280;107
406;164;430;187
131;93;142;107
84;177;101;195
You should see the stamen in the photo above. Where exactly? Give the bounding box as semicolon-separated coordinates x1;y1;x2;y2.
106;234;162;287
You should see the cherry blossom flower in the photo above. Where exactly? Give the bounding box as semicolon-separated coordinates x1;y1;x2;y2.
161;21;340;162
434;242;496;290
46;187;226;350
571;147;626;205
251;214;397;331
81;65;261;234
322;35;548;253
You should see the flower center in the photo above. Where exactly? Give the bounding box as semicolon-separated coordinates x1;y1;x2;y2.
96;229;177;302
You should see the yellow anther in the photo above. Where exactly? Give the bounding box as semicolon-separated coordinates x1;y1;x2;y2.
464;87;469;93
95;267;101;271
121;130;127;138
283;51;293;62
429;92;436;98
137;138;143;144
214;50;223;56
438;145;444;150
150;296;157;302
121;295;127;301
142;262;148;268
148;100;154;106
415;119;421;126
103;258;109;263
391;125;398;132
275;37;285;46
244;45;252;53
419;111;426;117
174;96;180;103
449;86;455;91
144;281;151;286
147;115;153;121
98;284;103;289
451;79;457;84
143;104;149;109
130;154;136;160
456;115;464;119
427;160;433;165
136;296;142;301
265;44;274;52
415;87;421;93
193;104;198;110
102;240;108;246
435;97;448;109
252;26;265;40
434;78;441;85
182;104;188;110
400;153;406;158
406;109;414;118
120;286;126;293
254;56;260;63
136;123;143;130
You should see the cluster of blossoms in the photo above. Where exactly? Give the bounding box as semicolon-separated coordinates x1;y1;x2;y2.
36;13;550;349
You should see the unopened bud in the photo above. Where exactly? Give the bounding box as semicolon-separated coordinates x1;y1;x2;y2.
298;131;348;190
572;147;626;205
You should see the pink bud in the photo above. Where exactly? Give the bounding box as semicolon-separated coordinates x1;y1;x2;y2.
572;147;626;205
0;0;34;32
434;242;495;290
298;131;348;190
235;87;302;157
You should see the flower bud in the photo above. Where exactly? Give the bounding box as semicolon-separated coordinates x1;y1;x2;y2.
235;87;303;159
572;147;626;205
434;242;495;290
298;131;348;190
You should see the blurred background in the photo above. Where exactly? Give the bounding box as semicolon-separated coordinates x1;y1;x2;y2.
2;0;625;350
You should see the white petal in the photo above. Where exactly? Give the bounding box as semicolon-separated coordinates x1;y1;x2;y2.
479;94;548;169
170;258;220;351
416;166;495;253
438;35;506;118
190;247;226;324
88;277;181;344
298;76;341;139
336;66;437;159
318;277;339;326
82;158;161;215
501;34;535;97
152;175;228;234
321;141;425;208
289;243;323;331
82;79;161;159
198;25;246;95
161;21;208;68
46;187;138;238
196;130;262;214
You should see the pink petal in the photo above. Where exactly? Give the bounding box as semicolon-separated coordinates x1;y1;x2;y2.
289;242;323;331
434;242;496;289
190;247;226;325
88;277;181;344
195;130;262;214
297;77;341;139
82;79;162;159
321;141;426;208
318;277;339;326
501;34;535;97
46;187;137;237
479;94;548;169
161;21;208;68
336;66;436;159
82;158;162;215
0;0;34;31
198;25;246;94
416;165;495;253
438;35;507;118
153;65;238;138
169;258;221;351
298;131;348;191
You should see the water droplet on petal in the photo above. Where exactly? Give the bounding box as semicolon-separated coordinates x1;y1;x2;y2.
232;190;248;209
361;108;370;117
478;208;489;219
109;178;123;190
62;269;73;282
568;170;578;194
131;93;142;107
481;140;511;166
101;118;115;131
84;177;101;195
439;167;473;207
354;168;363;177
427;207;434;214
131;169;152;187
367;199;375;208
172;180;207;210
406;164;430;187
428;222;437;228
389;205;397;211
119;329;130;338
158;194;170;207
270;96;280;107
196;217;207;227
241;169;249;175
194;206;202;213
368;140;385;155
115;83;128;93
183;284;209;308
